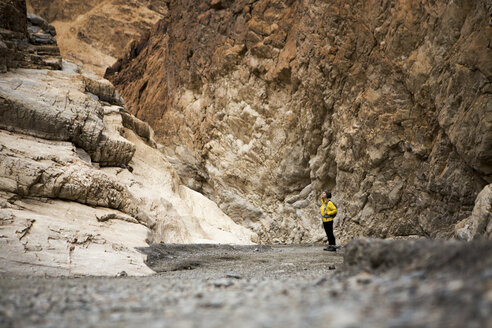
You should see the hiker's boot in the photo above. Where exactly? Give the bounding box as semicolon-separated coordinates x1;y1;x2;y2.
323;246;336;252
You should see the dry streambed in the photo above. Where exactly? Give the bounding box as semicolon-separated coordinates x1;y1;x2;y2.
1;239;491;328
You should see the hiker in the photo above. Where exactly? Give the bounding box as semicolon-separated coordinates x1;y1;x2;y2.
320;190;338;251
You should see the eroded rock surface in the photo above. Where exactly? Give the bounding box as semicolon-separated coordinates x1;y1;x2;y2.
0;1;62;72
26;0;168;75
0;67;135;166
0;65;256;275
107;0;492;244
0;194;154;276
455;183;492;241
0;1;256;276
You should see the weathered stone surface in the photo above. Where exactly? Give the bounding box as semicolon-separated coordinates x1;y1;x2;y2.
89;108;136;167
455;183;492;241
80;68;124;106
116;128;258;245
0;0;27;34
27;13;56;36
0;193;154;276
0;3;257;274
120;110;156;147
0;130;148;225
0;0;61;71
0;57;257;275
0;68;103;153
0;93;255;276
0;111;256;275
107;0;492;244
26;0;168;75
0;66;135;166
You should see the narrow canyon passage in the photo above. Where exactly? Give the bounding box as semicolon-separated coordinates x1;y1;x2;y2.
1;1;491;327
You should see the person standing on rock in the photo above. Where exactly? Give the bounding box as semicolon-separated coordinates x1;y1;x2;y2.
320;191;338;251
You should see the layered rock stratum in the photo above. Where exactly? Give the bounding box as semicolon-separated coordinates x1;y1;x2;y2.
0;0;255;276
105;0;492;244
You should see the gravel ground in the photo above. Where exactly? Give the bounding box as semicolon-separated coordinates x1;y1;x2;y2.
1;241;491;328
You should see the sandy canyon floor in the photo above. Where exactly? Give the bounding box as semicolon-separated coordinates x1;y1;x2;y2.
1;242;491;328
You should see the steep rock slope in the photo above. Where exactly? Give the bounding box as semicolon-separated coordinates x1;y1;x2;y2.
26;0;167;75
0;1;255;276
106;0;492;243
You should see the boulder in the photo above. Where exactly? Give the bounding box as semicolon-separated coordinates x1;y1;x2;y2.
343;238;492;275
455;184;492;241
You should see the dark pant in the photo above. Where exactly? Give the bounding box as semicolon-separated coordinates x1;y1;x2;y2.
323;220;336;246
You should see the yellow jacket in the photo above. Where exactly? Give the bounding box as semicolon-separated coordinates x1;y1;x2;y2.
320;199;337;222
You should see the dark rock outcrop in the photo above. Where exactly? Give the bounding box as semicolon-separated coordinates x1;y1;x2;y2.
0;0;61;72
0;0;27;34
107;0;492;243
343;238;492;275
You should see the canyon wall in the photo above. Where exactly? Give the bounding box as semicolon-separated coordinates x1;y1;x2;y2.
106;0;492;243
0;0;255;276
26;0;167;75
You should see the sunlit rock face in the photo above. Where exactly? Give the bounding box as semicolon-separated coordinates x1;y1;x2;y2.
106;0;492;243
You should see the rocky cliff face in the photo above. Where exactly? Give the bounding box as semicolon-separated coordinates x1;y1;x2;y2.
0;0;255;276
26;0;167;75
106;0;492;244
